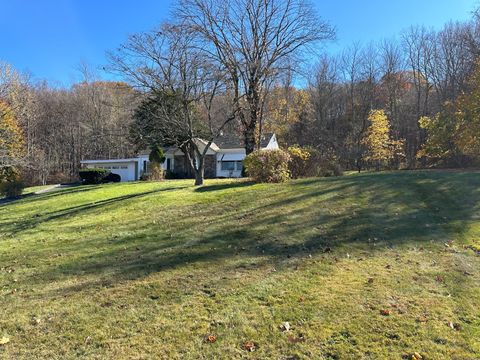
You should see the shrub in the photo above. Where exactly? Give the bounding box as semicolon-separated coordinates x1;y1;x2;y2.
141;163;165;181
287;145;311;179
149;146;166;164
244;149;291;183
0;179;24;198
103;172;121;183
0;166;19;182
310;149;343;177
79;168;109;185
0;166;24;198
286;146;343;178
150;163;165;181
165;169;179;179
318;161;343;177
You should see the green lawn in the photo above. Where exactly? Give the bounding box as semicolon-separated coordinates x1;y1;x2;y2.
1;171;479;359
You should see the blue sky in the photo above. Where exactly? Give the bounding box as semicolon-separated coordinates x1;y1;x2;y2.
0;0;477;86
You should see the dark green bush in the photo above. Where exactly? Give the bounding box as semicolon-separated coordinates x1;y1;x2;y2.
165;169;179;179
103;172;121;183
79;168;109;184
0;179;24;198
149;146;166;164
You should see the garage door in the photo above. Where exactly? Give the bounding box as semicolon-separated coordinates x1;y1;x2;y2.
88;162;136;182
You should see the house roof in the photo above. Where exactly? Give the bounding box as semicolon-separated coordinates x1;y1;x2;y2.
213;132;274;149
80;158;139;164
81;133;277;164
138;133;275;154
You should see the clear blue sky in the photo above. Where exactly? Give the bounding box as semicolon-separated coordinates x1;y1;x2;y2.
0;0;477;86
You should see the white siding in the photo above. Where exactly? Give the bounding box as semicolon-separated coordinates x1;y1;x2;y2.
216;149;245;178
86;161;137;182
265;134;279;149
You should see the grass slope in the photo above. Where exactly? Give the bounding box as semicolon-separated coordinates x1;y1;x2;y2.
0;171;479;359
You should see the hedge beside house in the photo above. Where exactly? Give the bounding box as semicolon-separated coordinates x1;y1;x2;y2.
79;168;109;184
244;149;291;183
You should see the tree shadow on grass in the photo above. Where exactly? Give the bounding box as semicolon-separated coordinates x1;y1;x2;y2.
0;186;188;235
0;185;97;208
18;171;480;296
194;180;255;192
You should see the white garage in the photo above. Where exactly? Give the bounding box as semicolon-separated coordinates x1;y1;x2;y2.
80;158;144;182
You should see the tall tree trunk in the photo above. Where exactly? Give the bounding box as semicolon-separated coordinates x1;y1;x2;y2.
194;166;204;186
244;123;256;155
194;150;205;186
244;81;260;155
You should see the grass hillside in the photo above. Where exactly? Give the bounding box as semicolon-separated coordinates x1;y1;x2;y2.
0;171;479;359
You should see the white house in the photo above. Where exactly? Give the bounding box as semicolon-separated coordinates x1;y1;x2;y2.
80;133;279;182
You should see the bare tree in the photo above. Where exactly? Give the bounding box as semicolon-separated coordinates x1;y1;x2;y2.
379;39;405;127
428;22;473;103
176;0;334;154
109;24;236;185
402;26;434;119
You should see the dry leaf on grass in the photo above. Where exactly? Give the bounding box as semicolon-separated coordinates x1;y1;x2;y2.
0;337;10;345
205;335;217;343
411;352;423;360
243;341;256;352
380;309;392;316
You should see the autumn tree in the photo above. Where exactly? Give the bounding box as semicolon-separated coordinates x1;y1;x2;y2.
418;59;480;166
362;110;405;170
417;106;462;166
0;101;26;178
264;87;311;141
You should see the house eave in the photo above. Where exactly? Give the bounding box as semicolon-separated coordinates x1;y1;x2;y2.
80;158;140;164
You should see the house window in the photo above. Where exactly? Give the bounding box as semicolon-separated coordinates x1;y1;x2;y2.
221;161;235;171
235;161;243;171
166;158;171;170
143;160;147;173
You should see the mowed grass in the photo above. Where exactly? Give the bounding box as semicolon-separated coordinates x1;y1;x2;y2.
0;171;479;359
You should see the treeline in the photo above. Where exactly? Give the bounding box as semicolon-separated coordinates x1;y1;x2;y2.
2;2;480;187
265;10;480;170
0;64;136;185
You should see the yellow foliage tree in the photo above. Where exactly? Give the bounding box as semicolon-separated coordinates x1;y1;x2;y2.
264;87;311;138
362;109;405;169
0;101;26;164
417;102;461;164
